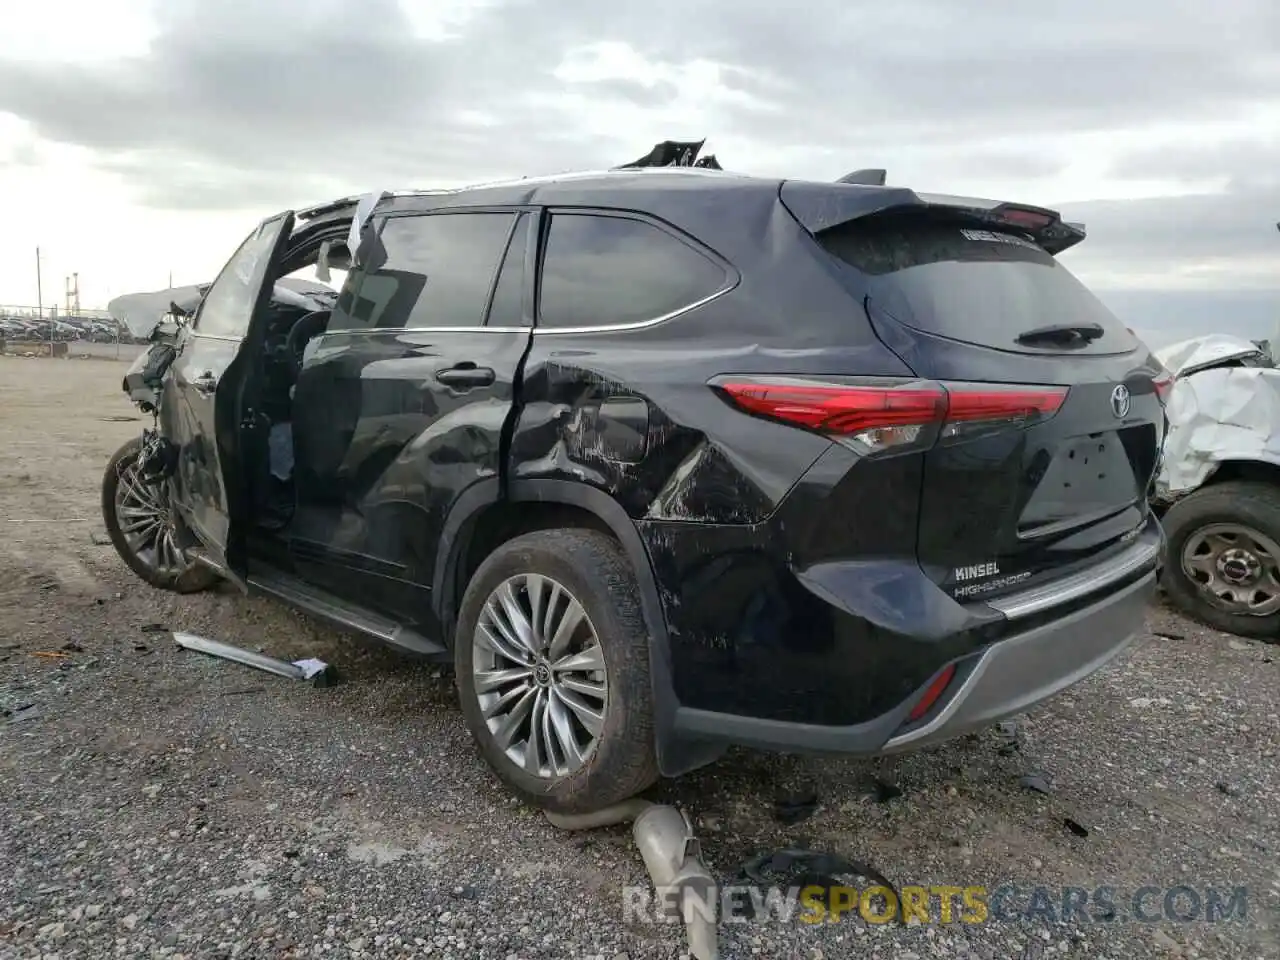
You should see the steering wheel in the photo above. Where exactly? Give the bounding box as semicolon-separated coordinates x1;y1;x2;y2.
284;311;330;378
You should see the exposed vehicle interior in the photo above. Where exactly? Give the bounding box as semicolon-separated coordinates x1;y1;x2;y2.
246;221;356;533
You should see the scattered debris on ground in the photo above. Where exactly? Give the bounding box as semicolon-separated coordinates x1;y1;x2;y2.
173;631;334;685
1;356;1277;959
1019;771;1054;795
773;785;820;825
872;778;903;803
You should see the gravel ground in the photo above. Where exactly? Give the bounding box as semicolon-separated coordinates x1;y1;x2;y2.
1;355;1277;960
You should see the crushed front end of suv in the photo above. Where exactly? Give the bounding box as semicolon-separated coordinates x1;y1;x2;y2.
102;154;1168;813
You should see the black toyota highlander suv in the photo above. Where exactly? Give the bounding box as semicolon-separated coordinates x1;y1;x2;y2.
103;161;1168;814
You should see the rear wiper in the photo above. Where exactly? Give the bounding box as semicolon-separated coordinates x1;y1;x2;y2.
1015;322;1105;346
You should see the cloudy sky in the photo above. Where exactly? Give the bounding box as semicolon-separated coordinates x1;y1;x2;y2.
0;0;1276;347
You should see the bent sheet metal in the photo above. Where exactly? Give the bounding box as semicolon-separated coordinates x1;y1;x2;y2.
1154;334;1280;500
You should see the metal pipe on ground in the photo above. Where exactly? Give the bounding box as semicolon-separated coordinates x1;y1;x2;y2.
545;801;719;960
173;632;308;679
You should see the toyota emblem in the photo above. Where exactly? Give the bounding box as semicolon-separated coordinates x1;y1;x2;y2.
1110;384;1131;419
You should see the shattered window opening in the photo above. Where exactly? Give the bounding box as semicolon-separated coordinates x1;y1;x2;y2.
328;212;516;332
194;218;290;339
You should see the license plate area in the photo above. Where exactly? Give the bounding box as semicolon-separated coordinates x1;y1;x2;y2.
1019;433;1139;529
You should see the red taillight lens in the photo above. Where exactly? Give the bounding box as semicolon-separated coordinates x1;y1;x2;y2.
908;663;956;722
715;377;1067;454
993;205;1054;230
1153;371;1175;405
941;383;1068;443
716;379;945;435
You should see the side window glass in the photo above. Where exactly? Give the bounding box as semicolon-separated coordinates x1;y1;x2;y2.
485;213;529;327
327;212;514;331
332;252;369;324
537;214;727;330
194;216;289;338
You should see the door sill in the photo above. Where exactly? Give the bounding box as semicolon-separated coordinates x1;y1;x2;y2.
247;566;448;659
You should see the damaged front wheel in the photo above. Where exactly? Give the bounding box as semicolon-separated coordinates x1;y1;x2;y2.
101;437;217;593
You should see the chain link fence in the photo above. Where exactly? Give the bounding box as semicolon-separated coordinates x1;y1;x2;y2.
0;304;148;361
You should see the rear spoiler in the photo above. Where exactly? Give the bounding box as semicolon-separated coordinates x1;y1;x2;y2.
613;144;1086;254
780;181;1087;255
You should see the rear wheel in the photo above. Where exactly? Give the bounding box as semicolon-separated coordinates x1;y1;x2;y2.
454;529;659;814
101;437;217;593
1160;480;1280;641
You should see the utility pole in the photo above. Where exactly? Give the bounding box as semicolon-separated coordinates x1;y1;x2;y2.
36;246;48;348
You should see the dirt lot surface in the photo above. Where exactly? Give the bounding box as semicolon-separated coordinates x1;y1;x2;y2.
1;341;147;364
1;355;1278;960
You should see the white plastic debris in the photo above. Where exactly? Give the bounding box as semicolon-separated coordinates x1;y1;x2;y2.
315;240;333;283
293;658;330;681
346;191;386;262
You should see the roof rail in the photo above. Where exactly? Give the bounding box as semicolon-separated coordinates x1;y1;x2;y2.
836;169;887;186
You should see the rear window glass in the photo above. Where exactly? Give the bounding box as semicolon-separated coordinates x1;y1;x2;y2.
819;218;1137;354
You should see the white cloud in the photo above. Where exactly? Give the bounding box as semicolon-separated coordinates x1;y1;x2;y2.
0;0;1275;335
0;0;155;63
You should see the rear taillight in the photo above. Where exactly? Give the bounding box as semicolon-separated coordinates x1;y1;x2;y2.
1153;371;1175;405
714;376;1067;455
907;663;956;722
715;378;945;453
993;206;1054;230
942;384;1068;443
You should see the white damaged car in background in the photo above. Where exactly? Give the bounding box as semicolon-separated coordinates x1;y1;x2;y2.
1152;332;1280;640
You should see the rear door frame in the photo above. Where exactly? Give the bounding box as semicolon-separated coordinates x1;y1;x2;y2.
288;204;538;629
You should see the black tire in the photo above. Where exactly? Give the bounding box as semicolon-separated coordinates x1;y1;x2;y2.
1160;480;1280;641
454;529;659;814
101;437;218;594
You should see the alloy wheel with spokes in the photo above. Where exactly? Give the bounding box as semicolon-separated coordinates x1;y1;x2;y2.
114;455;188;578
101;437;214;592
472;573;609;780
456;529;659;812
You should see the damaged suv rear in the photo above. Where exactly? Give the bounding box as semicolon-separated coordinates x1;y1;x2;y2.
102;157;1166;813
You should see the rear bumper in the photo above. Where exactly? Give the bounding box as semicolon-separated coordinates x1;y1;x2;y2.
880;569;1152;752
671;566;1154;755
